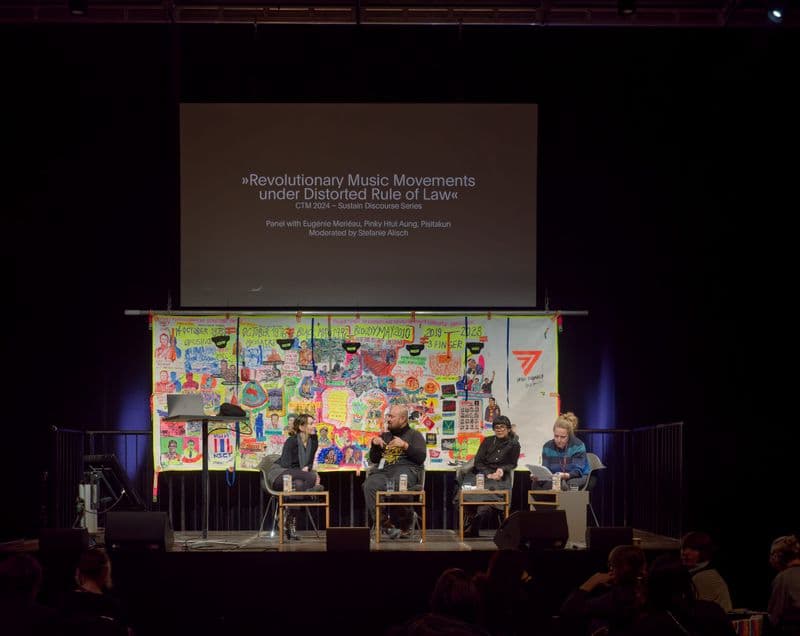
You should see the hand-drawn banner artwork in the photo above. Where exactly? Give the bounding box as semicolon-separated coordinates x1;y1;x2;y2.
152;315;558;471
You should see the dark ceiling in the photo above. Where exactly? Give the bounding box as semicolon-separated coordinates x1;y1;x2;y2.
2;0;797;27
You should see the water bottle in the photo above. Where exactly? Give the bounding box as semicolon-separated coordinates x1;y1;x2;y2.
552;473;561;491
399;474;408;492
283;474;293;492
476;473;485;490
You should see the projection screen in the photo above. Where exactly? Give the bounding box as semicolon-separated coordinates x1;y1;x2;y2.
180;103;538;308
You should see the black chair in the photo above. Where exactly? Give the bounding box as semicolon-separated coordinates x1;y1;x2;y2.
582;452;606;526
257;454;321;539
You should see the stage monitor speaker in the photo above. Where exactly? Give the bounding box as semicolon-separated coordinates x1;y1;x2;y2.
586;527;634;553
105;512;173;552
39;528;92;554
494;510;568;550
326;527;370;552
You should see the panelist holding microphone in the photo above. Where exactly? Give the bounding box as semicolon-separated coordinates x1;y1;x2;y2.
363;405;427;539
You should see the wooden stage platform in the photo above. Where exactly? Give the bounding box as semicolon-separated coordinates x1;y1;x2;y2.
1;526;679;554
163;527;679;552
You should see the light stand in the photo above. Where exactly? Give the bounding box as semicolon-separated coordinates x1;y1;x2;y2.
75;472;98;532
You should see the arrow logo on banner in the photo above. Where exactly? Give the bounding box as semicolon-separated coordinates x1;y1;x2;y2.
512;350;543;376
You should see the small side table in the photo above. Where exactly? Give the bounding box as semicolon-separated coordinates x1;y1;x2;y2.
375;490;426;544
459;489;510;540
279;490;330;545
528;489;560;510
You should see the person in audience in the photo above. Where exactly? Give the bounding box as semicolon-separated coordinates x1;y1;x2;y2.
387;568;489;636
61;547;130;635
0;553;61;636
430;568;484;626
462;416;520;538
266;413;323;540
560;544;647;635
537;411;589;490
631;555;736;636
363;404;426;540
389;613;490;636
473;549;537;636
767;534;800;635
680;531;733;612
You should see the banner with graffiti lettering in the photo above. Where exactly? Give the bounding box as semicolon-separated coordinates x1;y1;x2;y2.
152;314;559;471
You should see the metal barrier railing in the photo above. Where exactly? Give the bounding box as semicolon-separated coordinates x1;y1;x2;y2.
50;422;683;537
631;422;684;538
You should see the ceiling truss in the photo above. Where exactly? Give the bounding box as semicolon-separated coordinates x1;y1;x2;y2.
1;1;795;27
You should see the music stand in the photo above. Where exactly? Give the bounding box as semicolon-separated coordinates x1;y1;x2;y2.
162;411;245;540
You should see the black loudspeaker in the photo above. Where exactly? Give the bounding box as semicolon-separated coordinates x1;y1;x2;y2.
105;512;173;552
39;528;92;554
494;510;568;550
326;527;370;552
586;527;634;553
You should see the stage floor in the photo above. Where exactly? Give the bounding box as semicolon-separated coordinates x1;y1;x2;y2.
167;526;678;552
1;527;679;554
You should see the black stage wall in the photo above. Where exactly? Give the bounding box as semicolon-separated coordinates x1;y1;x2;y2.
8;24;799;608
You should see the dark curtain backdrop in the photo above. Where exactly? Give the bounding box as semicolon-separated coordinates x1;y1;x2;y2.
8;23;798;604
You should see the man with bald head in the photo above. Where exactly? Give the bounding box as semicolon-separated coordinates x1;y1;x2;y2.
364;404;427;539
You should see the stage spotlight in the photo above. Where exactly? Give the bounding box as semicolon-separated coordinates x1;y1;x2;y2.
342;341;361;354
69;0;88;15
466;342;484;355
211;335;230;349
768;6;784;24
618;0;635;15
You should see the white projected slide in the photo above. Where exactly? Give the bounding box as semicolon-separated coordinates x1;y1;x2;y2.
180;103;538;308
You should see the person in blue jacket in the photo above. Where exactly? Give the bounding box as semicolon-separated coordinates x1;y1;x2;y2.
539;411;589;490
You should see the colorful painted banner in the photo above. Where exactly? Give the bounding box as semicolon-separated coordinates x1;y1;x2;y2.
152;314;559;471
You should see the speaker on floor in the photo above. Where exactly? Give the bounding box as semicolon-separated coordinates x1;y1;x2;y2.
586;527;634;553
105;512;173;552
326;527;370;552
493;510;568;550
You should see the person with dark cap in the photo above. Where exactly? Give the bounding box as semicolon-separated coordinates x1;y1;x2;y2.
462;416;520;538
680;531;733;612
